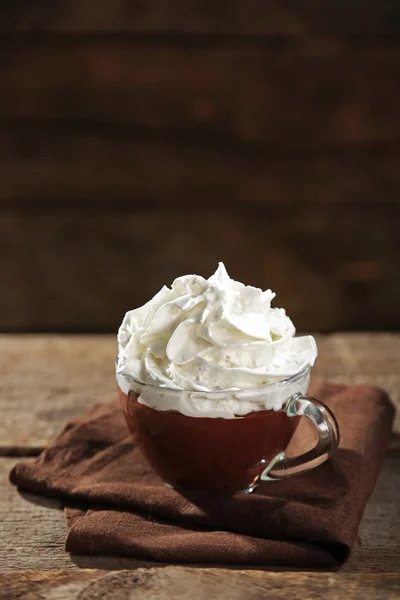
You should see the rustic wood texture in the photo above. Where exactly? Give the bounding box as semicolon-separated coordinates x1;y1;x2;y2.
1;41;399;147
0;8;399;337
0;0;399;35
1;205;399;332
0;334;399;454
0;569;399;600
1;132;399;203
1;449;399;572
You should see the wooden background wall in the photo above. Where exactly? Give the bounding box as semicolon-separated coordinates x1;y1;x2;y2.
0;2;399;333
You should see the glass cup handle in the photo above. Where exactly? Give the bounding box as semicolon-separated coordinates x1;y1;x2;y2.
261;393;340;481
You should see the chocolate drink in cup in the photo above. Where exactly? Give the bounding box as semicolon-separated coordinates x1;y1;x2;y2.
117;263;339;493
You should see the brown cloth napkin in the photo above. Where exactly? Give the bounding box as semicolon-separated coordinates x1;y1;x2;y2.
10;382;394;568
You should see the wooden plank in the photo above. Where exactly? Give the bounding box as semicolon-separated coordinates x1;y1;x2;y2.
1;131;399;202
0;0;399;35
0;336;117;455
1;41;399;146
1;127;399;204
0;205;399;332
1;449;399;573
0;334;399;454
0;570;399;600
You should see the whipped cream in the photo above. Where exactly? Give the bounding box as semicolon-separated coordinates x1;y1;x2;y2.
116;263;317;416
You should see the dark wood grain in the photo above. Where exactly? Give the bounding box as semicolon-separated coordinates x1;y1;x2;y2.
1;41;399;147
0;0;399;35
1;130;399;202
1;204;399;332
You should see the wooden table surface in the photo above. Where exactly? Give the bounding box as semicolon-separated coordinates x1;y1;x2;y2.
0;333;399;599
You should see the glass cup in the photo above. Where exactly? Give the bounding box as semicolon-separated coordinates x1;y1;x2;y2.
118;366;339;494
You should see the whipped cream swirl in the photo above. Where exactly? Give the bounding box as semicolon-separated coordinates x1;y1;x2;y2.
117;263;317;394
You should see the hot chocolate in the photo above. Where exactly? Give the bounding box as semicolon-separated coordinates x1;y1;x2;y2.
119;387;301;493
117;264;338;493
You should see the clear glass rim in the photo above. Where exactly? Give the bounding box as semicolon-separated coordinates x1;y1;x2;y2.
116;357;311;399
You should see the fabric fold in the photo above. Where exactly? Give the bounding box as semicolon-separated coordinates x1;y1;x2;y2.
10;381;394;568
